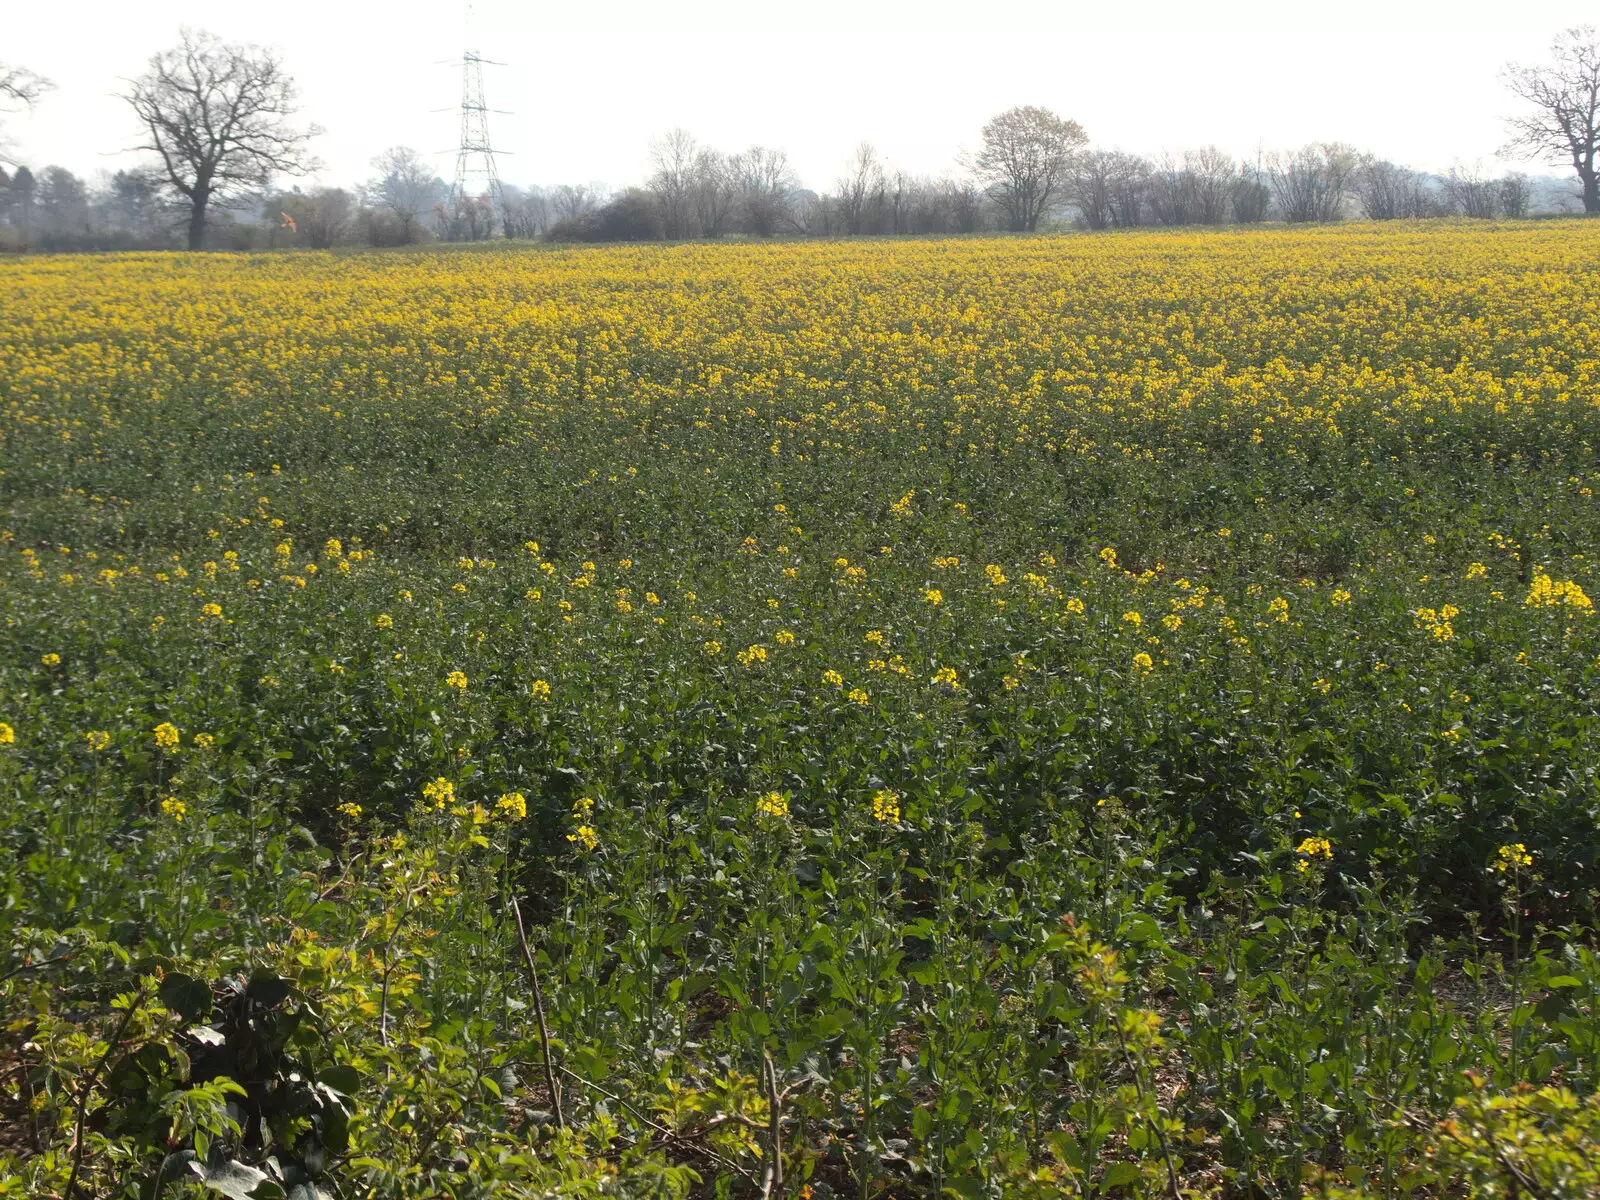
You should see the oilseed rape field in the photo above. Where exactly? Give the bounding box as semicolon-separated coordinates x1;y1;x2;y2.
3;223;1600;1198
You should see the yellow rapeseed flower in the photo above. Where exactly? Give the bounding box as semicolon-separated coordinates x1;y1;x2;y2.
495;792;528;821
1294;835;1333;873
756;791;789;819
1493;842;1533;872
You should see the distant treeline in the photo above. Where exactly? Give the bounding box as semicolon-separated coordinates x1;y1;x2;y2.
0;138;1578;254
4;23;1599;252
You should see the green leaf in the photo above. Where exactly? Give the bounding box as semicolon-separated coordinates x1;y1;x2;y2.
160;973;213;1023
246;971;291;1008
1103;1161;1141;1188
317;1065;359;1096
189;1157;282;1200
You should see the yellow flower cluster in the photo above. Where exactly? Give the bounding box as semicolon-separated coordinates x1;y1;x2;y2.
1295;836;1333;874
1525;574;1593;611
1414;605;1460;642
756;791;789;819
495;792;527;821
567;794;599;851
1494;842;1534;872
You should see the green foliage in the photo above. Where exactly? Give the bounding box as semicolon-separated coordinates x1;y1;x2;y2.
1429;1079;1600;1200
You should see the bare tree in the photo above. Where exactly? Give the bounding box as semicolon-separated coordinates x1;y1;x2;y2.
836;142;886;235
973;105;1087;231
501;184;550;240
1352;157;1433;219
368;146;442;245
121;29;320;249
691;148;738;237
549;183;604;223
1266;142;1357;222
0;62;53;165
1232;157;1271;223
648;128;701;240
1070;149;1119;229
1503;27;1600;212
1109;154;1151;227
1186;147;1237;224
296;187;354;247
1499;173;1533;219
0;63;52;110
944;177;983;233
1148;152;1198;226
1442;163;1499;219
729;145;795;236
1069;149;1151;229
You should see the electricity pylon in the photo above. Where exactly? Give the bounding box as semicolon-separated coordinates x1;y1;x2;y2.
448;11;508;238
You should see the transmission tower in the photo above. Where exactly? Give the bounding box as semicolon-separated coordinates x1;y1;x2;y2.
449;11;508;237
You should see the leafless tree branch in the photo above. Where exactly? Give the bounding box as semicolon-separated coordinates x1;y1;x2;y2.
119;28;320;249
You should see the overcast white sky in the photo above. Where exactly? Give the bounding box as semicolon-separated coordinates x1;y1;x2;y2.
3;0;1594;192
